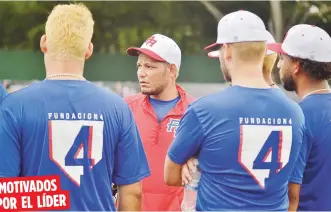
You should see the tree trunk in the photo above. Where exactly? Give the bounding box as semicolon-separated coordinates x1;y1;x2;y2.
270;0;283;42
198;0;223;22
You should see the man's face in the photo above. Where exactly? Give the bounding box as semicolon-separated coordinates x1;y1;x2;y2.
279;54;297;92
219;46;232;83
136;53;170;95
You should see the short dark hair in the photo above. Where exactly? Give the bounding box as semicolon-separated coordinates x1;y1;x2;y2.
289;56;331;81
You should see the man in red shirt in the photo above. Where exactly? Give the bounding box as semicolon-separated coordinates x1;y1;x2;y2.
124;33;195;211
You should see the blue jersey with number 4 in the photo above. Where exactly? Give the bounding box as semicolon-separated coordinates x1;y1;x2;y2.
168;86;305;211
0;80;150;211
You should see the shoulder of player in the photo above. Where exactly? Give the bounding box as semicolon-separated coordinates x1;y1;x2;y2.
280;97;306;124
191;90;226;105
124;93;145;106
183;92;224;117
298;95;327;111
270;89;300;109
298;99;311;113
284;96;303;112
0;82;42;108
298;96;330;121
84;83;129;105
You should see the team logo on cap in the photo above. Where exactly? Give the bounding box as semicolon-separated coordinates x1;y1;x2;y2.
144;36;158;47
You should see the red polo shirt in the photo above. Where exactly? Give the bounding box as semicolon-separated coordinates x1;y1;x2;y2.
125;85;195;211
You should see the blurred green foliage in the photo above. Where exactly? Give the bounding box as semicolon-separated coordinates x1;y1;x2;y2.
0;1;330;56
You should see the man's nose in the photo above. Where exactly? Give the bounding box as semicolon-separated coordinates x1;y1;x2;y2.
137;68;147;78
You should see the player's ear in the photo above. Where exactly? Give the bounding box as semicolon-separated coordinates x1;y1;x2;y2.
169;64;178;79
293;61;300;75
40;34;47;54
85;42;94;60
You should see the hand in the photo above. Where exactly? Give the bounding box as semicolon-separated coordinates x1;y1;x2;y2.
181;158;199;185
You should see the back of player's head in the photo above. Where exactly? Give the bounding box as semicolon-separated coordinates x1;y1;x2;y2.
44;3;94;62
205;10;269;63
263;53;278;74
263;31;278;74
230;42;266;62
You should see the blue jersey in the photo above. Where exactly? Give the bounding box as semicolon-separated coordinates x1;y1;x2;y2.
290;94;331;211
0;83;8;102
0;80;150;211
150;96;180;121
168;86;305;211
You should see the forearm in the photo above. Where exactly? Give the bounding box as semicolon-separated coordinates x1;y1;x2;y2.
164;155;184;186
117;182;142;211
166;175;183;186
288;183;301;211
117;193;141;211
288;196;299;211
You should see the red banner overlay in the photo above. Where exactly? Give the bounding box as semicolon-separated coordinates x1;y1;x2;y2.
0;175;70;211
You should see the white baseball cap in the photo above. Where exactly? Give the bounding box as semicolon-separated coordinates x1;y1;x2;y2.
127;34;181;70
268;24;331;62
208;30;276;58
205;10;270;58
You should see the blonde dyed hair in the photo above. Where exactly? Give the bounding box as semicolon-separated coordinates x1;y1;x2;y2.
230;41;266;62
45;3;94;61
263;53;278;74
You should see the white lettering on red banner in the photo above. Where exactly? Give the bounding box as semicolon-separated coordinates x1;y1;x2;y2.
0;175;70;211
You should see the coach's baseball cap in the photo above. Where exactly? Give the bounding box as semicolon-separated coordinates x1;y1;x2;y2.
127;34;181;70
268;24;331;62
205;10;269;58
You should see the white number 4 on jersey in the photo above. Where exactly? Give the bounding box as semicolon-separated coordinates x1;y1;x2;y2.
238;125;292;189
49;120;104;186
